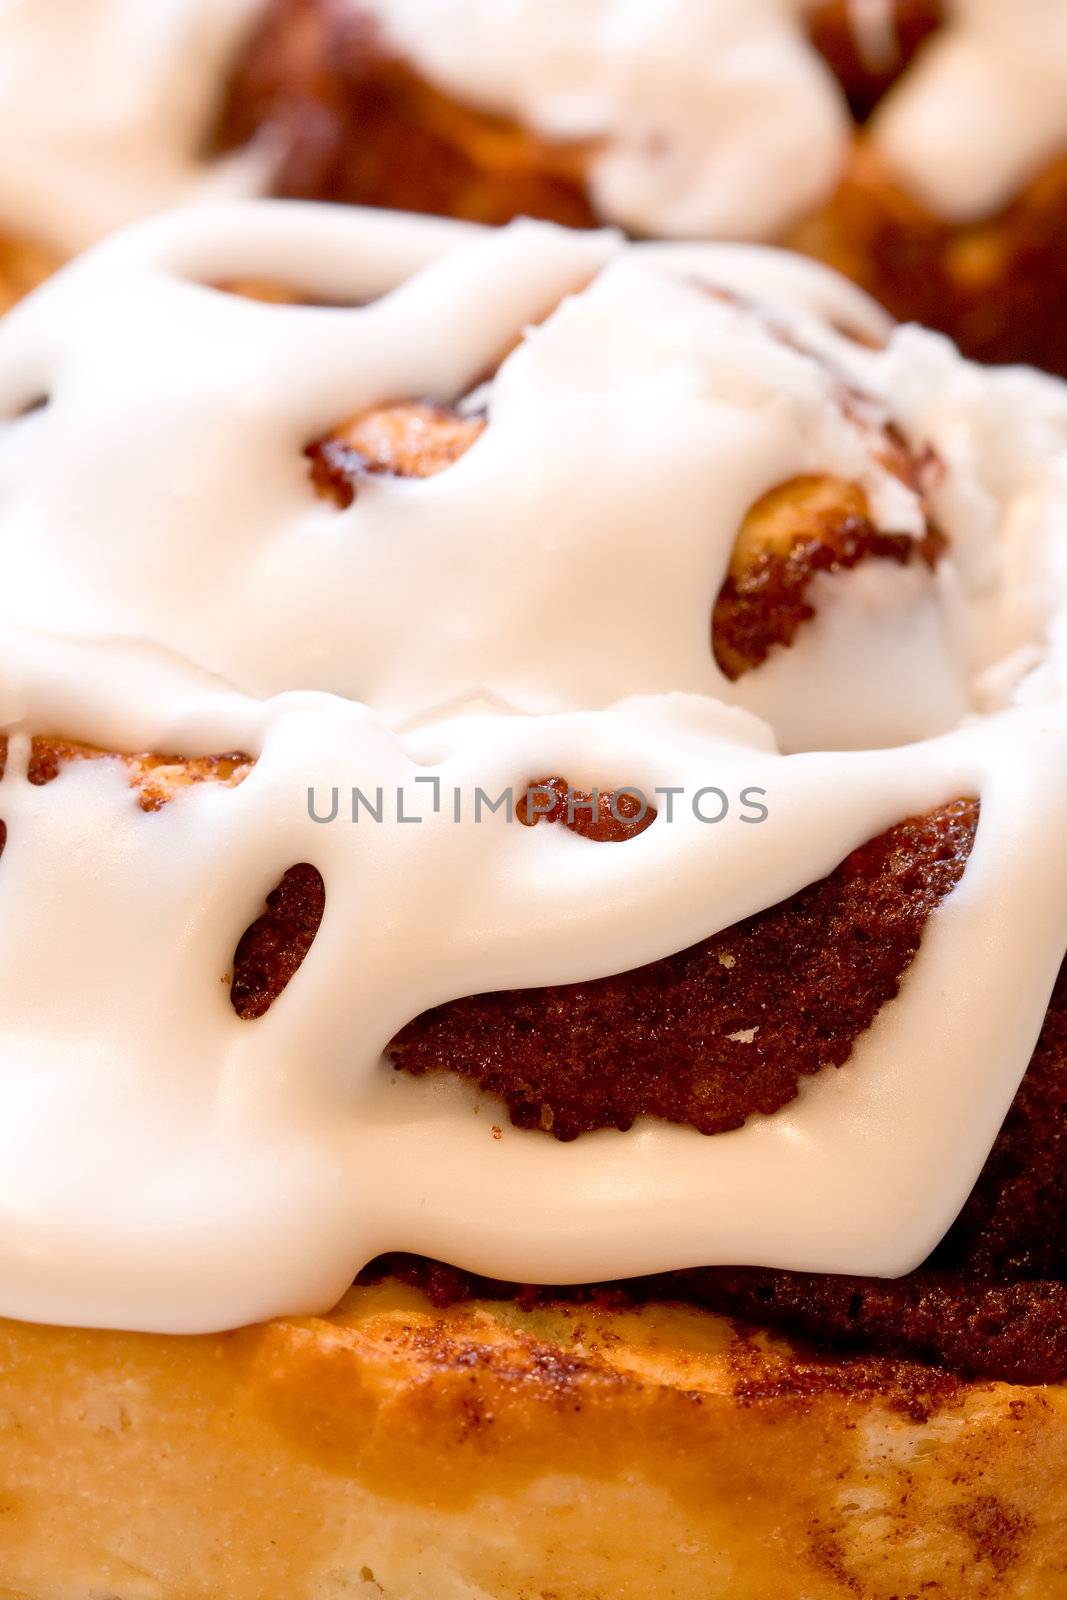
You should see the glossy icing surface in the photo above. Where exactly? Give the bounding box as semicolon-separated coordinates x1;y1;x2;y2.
0;206;1064;1330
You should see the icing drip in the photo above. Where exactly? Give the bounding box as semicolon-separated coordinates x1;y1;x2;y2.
0;203;1015;752
352;0;850;240
843;1;900;72
871;0;1067;223
0;627;1063;1331
324;0;1067;230
0;0;265;253
0;206;1064;1332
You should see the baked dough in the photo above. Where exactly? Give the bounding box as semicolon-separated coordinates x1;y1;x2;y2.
0;1279;1063;1598
0;235;57;316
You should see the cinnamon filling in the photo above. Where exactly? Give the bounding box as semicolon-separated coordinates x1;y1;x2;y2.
307;400;485;507
389;799;978;1139
214;0;597;229
231;864;326;1020
713;474;943;678
516;778;656;843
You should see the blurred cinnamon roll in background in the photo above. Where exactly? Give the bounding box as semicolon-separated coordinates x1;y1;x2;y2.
4;1;1067;375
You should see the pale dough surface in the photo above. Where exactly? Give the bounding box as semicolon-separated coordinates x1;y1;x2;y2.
0;1280;1064;1598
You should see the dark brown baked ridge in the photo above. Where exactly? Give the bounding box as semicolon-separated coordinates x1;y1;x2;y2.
930;956;1067;1281
368;957;1067;1385
388;799;979;1139
214;0;596;227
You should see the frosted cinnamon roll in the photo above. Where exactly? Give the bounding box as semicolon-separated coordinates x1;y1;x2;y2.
4;0;1067;377
0;0;266;274
0;204;1065;1596
212;0;1067;374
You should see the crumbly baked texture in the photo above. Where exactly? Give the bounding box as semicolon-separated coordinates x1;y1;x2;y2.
4;734;978;1145
371;957;1067;1385
388;799;979;1139
231;863;327;1020
0;1279;1064;1599
16;737;1065;1382
11;726;1066;1385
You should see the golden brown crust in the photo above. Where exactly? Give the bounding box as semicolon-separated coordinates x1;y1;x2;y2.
0;1280;1064;1597
0;233;59;315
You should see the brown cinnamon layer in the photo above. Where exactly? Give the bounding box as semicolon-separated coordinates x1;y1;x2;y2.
367;958;1067;1385
794;144;1067;376
214;0;596;227
361;1254;1067;1388
0;739;981;1139
931;957;1067;1281
231;864;326;1019
388;799;979;1138
515;778;656;843
713;474;942;678
9;736;1064;1382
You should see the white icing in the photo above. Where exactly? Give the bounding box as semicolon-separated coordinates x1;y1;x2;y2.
1;0;1064;257
0;0;264;253
0;204;975;752
358;0;850;239
335;0;1067;229
0;628;1064;1331
0;204;1064;1332
843;0;900;73
871;0;1067;223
